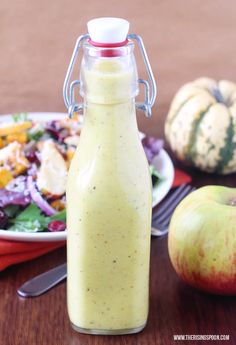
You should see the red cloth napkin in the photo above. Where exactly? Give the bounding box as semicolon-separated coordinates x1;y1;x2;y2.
0;240;65;271
0;168;191;271
172;168;192;188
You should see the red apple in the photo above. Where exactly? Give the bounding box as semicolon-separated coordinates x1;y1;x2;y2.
168;186;236;295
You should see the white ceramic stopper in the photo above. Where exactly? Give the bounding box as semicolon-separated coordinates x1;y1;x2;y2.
87;17;129;44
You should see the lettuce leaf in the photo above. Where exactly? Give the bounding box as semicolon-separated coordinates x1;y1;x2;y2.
8;203;66;232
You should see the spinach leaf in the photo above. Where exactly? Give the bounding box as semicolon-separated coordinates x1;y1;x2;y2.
49;209;66;222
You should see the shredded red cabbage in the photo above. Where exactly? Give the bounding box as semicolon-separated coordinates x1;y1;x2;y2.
0;189;31;207
142;136;164;163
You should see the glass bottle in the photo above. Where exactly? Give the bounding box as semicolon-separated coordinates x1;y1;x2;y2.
64;17;156;335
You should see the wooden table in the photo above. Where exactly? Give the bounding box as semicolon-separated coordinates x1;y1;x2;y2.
0;0;236;344
0;170;235;345
1;148;236;345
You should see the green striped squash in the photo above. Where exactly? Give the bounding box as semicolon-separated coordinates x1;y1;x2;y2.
165;78;236;174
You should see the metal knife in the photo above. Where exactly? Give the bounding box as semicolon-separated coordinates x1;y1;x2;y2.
17;263;67;298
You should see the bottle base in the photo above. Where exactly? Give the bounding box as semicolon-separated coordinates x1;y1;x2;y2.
71;322;146;335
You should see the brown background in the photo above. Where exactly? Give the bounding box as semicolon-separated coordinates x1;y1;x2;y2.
1;0;236;137
1;1;236;344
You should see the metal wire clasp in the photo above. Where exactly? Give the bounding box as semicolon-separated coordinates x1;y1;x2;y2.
128;34;156;117
63;33;156;118
63;34;89;118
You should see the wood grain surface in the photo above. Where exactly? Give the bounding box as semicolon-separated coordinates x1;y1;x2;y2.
0;0;236;344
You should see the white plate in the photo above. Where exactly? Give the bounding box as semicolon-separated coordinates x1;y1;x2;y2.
0;112;174;242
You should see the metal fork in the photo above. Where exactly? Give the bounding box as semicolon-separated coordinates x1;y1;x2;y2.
151;184;195;236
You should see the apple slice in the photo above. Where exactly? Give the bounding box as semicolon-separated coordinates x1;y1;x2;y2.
37;140;68;196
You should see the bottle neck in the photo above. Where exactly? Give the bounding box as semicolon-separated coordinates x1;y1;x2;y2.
80;41;139;105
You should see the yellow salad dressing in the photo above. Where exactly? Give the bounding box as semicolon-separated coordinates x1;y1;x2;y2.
65;18;156;335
